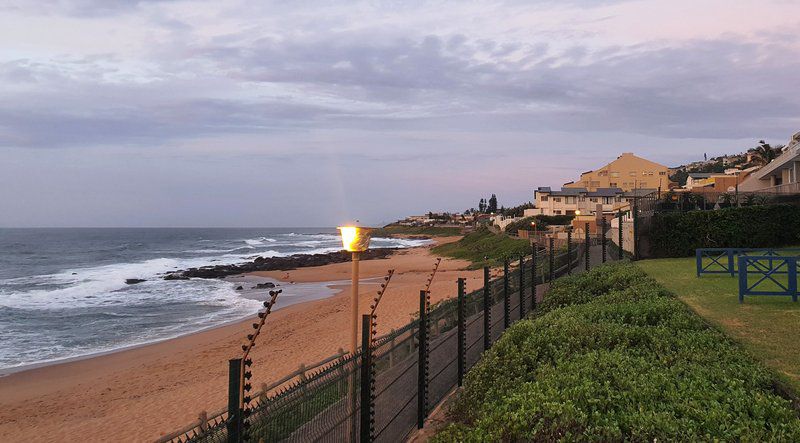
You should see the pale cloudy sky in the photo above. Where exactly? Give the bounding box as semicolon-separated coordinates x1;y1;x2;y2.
1;0;798;227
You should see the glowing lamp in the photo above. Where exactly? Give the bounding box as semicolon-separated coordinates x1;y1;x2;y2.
337;226;373;252
575;210;582;216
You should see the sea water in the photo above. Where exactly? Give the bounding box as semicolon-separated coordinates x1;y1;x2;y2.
0;228;428;372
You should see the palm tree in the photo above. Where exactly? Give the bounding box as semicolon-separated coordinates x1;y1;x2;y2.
752;140;779;166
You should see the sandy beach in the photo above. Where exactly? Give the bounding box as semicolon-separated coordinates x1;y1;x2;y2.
0;237;484;443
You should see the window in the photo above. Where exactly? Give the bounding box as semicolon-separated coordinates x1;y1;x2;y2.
566;196;576;204
598;171;608;177
659;171;666;176
642;171;654;176
590;197;598;202
609;182;617;187
629;171;637;177
540;196;549;201
553;197;562;202
566;210;576;216
610;172;620;178
554;210;562;215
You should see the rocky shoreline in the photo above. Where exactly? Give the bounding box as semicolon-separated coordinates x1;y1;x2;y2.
163;248;396;280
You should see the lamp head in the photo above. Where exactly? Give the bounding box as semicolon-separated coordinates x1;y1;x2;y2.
337;226;374;252
575;210;581;216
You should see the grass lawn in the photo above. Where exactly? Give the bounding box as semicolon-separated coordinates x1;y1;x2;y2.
638;257;800;393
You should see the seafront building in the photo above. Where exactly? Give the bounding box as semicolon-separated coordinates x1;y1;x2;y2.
739;131;800;193
563;152;672;192
529;187;655;217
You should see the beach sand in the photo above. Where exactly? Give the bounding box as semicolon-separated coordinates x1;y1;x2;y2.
0;237;485;442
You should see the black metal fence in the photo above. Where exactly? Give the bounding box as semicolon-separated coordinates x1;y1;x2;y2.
164;240;613;443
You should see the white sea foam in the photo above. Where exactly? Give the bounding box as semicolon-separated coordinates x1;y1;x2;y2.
0;230;432;370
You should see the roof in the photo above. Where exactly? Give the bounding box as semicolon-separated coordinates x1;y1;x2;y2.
537;187;624;197
688;173;713;179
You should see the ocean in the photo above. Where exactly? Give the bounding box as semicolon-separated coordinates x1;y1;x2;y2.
0;228;428;372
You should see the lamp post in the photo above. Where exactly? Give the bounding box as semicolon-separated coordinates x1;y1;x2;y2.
337;226;374;355
337;225;373;443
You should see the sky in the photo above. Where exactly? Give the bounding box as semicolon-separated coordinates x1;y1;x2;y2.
0;0;799;227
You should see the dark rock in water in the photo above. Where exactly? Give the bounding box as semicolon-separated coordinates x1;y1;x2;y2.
254;282;275;289
72;272;77;275
125;278;146;285
163;248;395;280
236;285;244;290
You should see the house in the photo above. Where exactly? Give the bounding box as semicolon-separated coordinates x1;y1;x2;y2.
564;153;672;192
531;187;656;217
684;168;757;193
739;131;800;193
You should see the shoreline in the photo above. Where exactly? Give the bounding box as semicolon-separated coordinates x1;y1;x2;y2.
0;243;424;377
0;236;483;442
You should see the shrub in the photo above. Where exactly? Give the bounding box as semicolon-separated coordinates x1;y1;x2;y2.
434;263;800;442
649;204;800;257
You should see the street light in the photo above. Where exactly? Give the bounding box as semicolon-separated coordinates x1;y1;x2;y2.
337;225;374;355
575;210;581;216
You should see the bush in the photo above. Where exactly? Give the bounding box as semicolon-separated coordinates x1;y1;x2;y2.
649;204;800;257
434;263;800;442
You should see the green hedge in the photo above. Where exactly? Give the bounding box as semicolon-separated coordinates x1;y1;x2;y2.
433;263;800;442
649;204;800;257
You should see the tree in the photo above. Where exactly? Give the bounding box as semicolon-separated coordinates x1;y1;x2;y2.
752;140;780;166
478;198;486;213
488;194;498;213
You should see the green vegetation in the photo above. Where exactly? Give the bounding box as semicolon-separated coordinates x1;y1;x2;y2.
503;214;574;235
372;224;462;237
435;263;800;442
638;256;800;393
650;204;800;257
432;227;530;269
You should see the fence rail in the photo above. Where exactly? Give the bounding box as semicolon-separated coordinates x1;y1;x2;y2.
738;255;799;303
696;248;800;277
163;240;612;443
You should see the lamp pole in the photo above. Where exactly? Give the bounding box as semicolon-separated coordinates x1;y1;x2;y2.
337;225;373;443
350;251;360;356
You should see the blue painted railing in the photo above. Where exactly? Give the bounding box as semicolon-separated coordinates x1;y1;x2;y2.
695;248;800;277
737;255;799;303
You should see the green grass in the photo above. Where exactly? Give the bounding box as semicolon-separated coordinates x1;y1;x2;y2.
637;257;800;393
372;224;463;237
431;227;530;269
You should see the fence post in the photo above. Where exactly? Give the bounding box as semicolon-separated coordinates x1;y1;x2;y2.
531;245;537;312
360;315;373;442
618;210;623;259
483;267;490;351
227;358;242;443
548;238;555;282
585;222;590;271
417;290;428;429
601;217;607;263
728;249;736;278
519;256;525;319
789;258;798;303
457;278;466;386
738;256;747;304
567;229;573;275
503;260;510;329
633;199;639;261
